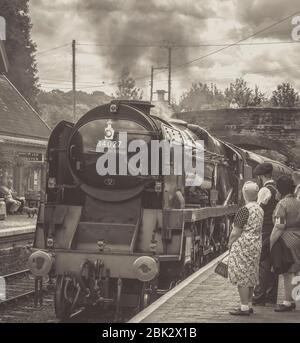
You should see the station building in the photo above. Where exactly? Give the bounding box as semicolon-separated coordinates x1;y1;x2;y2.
0;40;50;197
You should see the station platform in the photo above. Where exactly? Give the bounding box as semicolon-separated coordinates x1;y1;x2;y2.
0;215;36;273
0;214;36;235
129;252;300;323
0;215;36;250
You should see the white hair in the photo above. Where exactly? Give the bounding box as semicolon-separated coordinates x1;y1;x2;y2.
242;181;259;202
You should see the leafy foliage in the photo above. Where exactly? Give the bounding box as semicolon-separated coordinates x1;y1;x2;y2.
224;78;265;107
0;0;39;107
114;68;143;100
178;78;268;111
271;82;299;107
37;90;111;127
179;82;226;111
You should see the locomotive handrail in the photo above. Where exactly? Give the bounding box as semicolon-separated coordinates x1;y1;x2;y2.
163;204;239;224
223;188;234;207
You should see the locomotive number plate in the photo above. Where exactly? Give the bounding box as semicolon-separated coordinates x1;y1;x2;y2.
96;139;122;150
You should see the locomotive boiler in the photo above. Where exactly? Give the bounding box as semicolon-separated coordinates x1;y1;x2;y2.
28;100;292;319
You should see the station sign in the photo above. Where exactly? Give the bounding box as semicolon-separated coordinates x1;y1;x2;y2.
18;152;44;162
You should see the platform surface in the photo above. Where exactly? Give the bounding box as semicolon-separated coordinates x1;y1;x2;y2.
0;215;36;236
130;253;300;323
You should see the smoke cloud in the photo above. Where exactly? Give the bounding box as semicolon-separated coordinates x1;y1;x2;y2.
74;0;214;78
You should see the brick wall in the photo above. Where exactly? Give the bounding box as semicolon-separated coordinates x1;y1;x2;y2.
176;107;300;166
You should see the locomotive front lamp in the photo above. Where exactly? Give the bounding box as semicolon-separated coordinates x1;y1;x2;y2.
97;240;105;251
48;177;56;189
154;181;162;192
149;241;157;253
46;237;54;248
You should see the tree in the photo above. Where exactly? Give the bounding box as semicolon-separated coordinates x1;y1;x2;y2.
271;82;299;107
224;78;265;107
250;85;266;106
0;0;39;107
179;82;226;111
37;89;112;127
114;68;143;100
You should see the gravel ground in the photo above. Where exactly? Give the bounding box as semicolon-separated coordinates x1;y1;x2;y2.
0;291;133;323
0;293;57;323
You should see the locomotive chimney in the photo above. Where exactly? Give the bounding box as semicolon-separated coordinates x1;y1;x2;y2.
156;89;166;102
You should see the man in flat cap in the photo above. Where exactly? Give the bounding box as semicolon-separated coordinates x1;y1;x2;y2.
253;162;279;306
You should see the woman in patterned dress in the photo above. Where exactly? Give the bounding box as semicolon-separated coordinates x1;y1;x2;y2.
270;175;300;312
228;181;264;316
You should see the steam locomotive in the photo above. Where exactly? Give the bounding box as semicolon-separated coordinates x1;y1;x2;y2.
28;100;292;319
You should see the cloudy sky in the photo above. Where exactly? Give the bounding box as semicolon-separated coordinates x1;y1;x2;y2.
30;0;300;101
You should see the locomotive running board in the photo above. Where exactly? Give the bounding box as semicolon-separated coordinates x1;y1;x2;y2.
157;255;181;261
164;204;238;224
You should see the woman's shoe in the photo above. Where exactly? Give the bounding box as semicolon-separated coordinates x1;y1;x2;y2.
229;308;250;316
274;303;296;312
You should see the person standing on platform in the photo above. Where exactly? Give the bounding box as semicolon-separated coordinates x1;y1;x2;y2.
292;171;300;200
228;181;263;316
270;175;300;312
253;162;279;306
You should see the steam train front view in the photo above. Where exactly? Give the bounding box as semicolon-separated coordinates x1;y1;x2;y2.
27;100;265;319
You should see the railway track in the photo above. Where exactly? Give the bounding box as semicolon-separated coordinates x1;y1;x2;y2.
61;252;227;323
0;252;226;322
0;269;35;306
0;270;55;323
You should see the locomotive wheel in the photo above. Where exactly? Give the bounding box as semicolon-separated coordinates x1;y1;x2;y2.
54;275;73;320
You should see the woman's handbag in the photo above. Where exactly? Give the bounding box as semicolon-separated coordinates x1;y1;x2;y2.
214;255;229;278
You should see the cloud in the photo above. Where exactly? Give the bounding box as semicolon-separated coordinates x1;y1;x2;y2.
29;0;300;98
231;0;300;40
72;0;215;78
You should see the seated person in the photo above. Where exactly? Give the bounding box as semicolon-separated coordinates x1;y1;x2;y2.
7;179;25;213
0;176;21;214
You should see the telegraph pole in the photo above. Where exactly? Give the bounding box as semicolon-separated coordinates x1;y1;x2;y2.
72;39;76;122
150;66;154;102
168;46;172;105
150;45;172;103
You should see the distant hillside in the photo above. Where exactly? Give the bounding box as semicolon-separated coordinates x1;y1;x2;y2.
37;90;112;127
